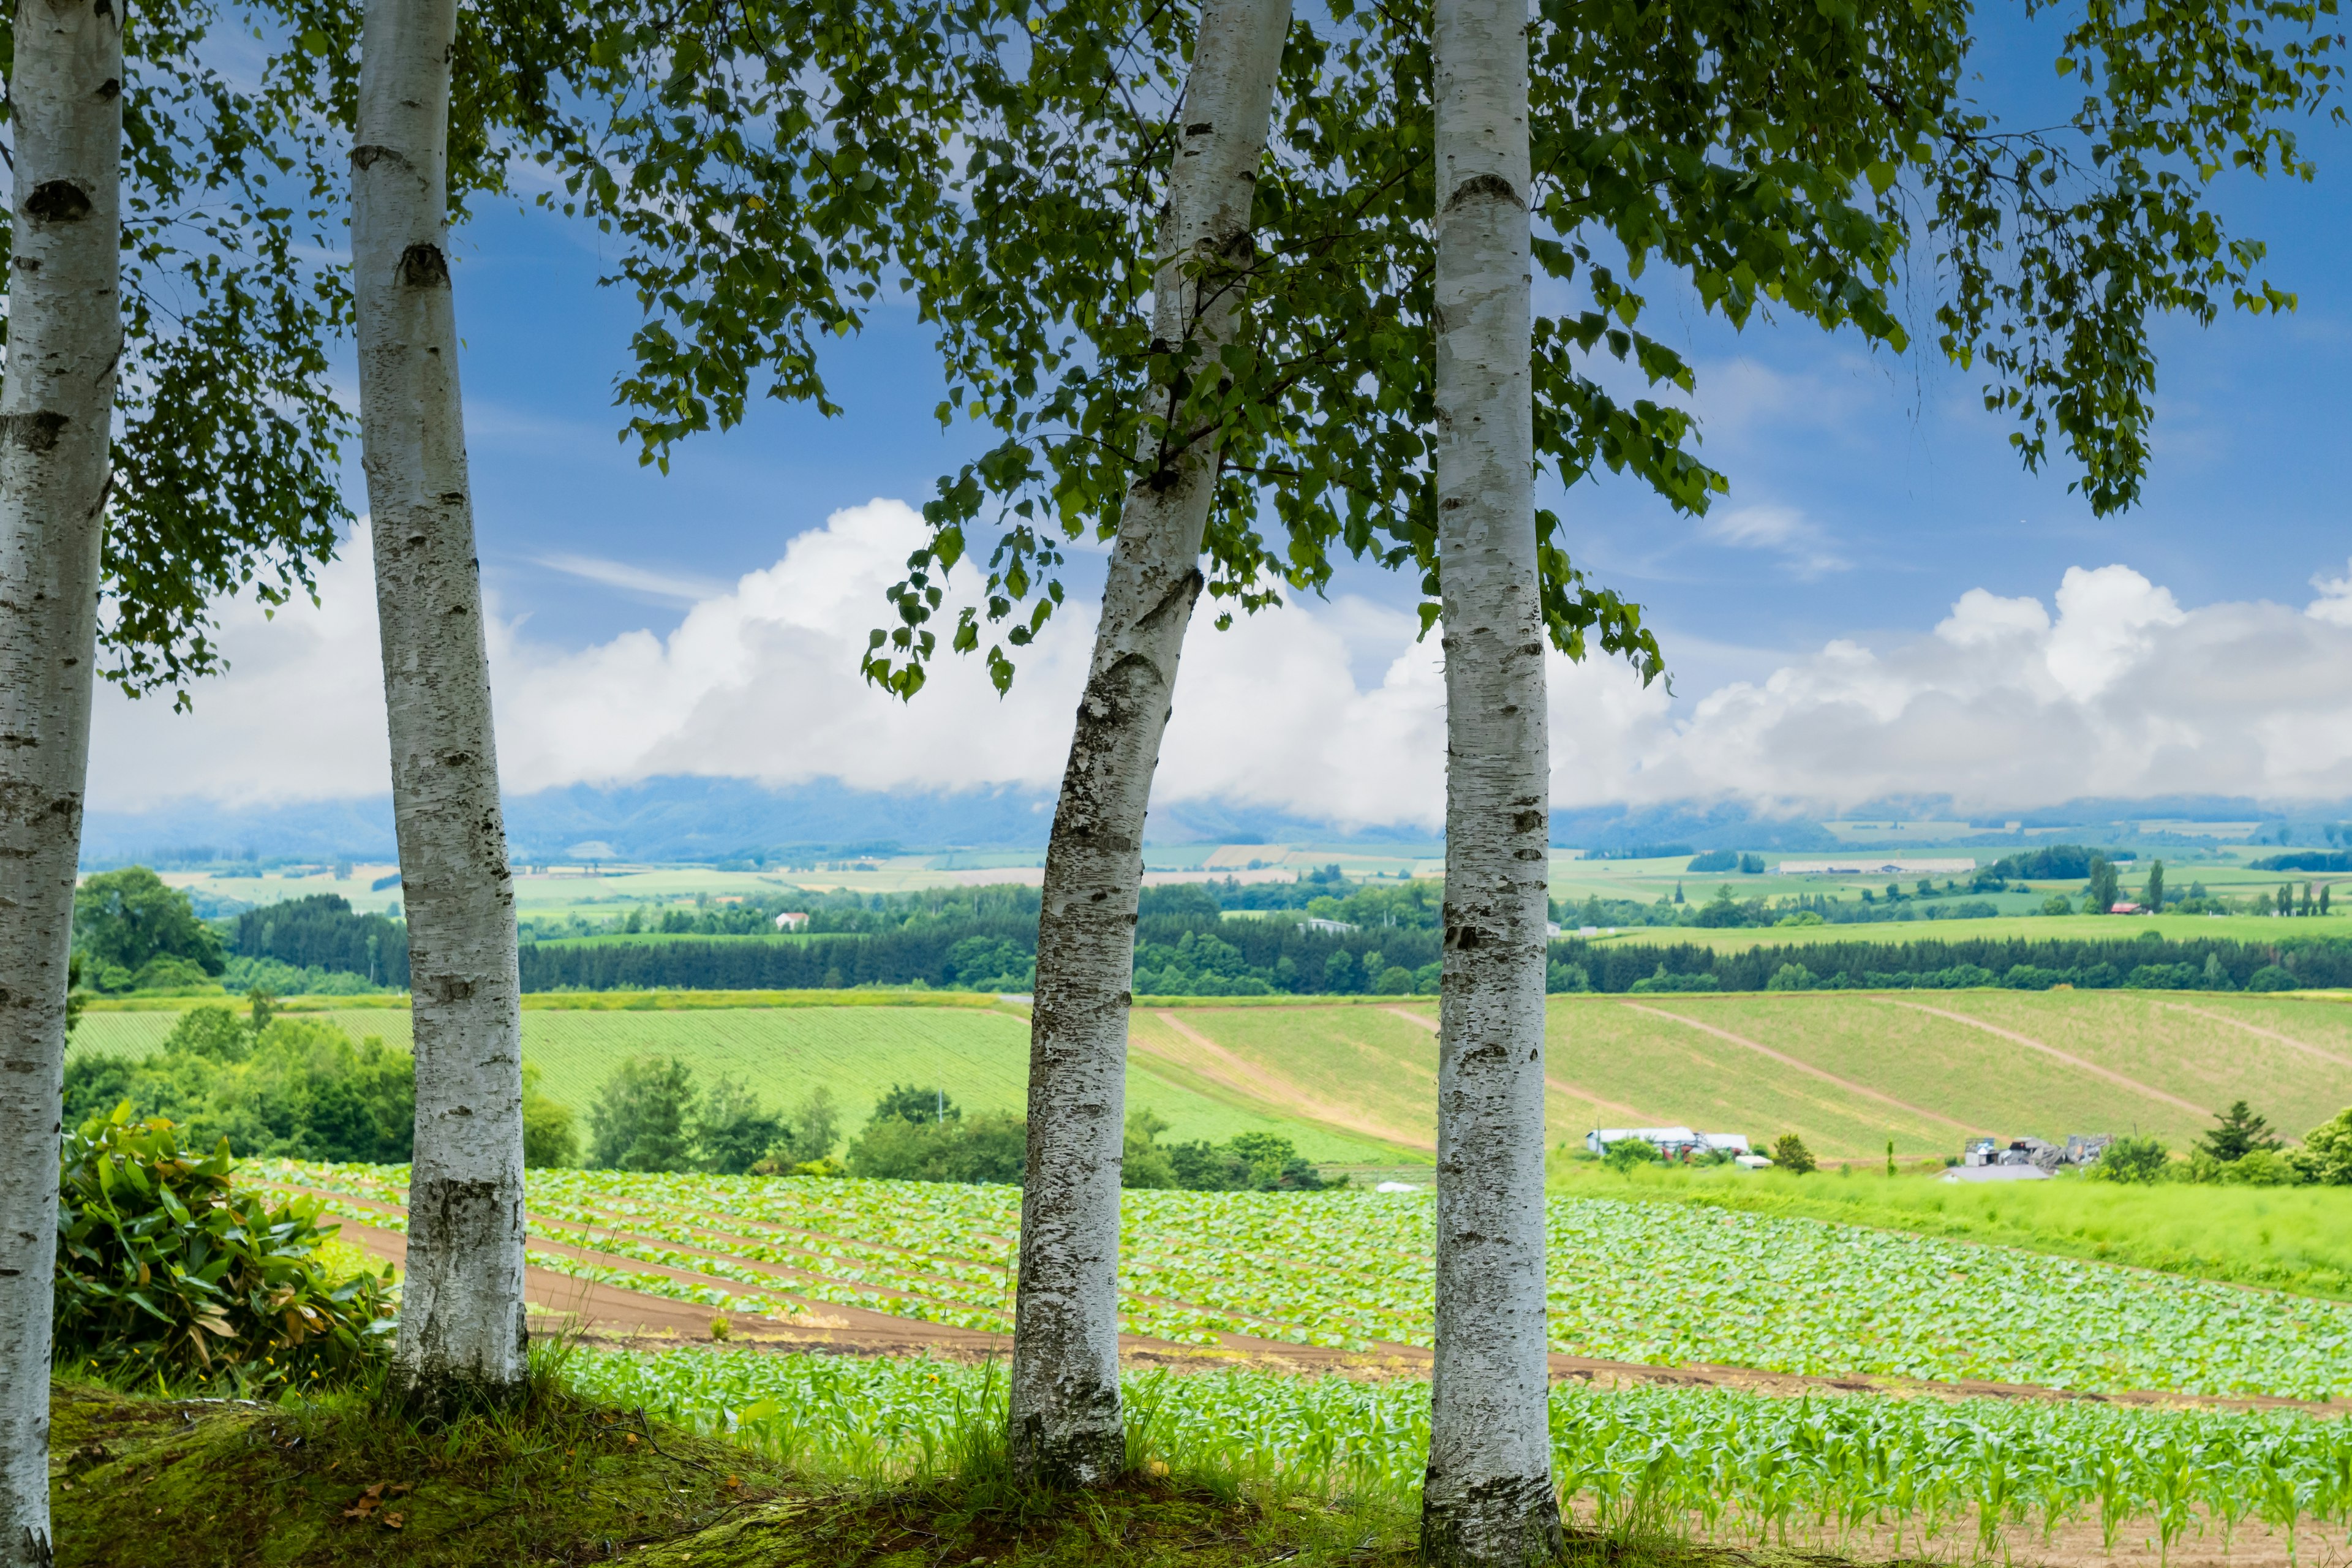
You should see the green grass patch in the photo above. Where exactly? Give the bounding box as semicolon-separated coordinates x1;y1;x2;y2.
45;1364;1418;1568
1550;1158;2352;1300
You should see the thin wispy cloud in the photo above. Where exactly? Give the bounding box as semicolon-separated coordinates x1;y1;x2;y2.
1698;503;1852;578
533;552;733;606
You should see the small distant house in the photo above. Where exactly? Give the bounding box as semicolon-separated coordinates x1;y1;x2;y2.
2110;901;2143;915
775;911;809;932
1300;916;1357;935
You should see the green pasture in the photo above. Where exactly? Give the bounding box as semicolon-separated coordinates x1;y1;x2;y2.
69;984;2352;1171
67;997;1402;1166
1555;1156;2352;1301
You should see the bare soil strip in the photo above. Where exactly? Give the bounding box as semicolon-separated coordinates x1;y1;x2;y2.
1380;1006;1655;1121
1879;998;2213;1115
1145;1009;1433;1150
1624;1003;1992;1134
2157;1000;2352;1070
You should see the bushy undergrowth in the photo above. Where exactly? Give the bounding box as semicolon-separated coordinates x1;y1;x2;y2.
54;1107;394;1388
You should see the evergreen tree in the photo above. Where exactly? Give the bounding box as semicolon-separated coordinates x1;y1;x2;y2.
2144;860;2164;913
2196;1099;2283;1163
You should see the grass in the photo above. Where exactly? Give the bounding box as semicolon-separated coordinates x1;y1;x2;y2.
48;1348;774;1568
70;998;1401;1166
1546;990;2352;1156
44;1355;1423;1568
1549;1157;2352;1301
70;986;2352;1169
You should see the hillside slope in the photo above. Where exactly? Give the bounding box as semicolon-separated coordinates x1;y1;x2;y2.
69;990;2352;1165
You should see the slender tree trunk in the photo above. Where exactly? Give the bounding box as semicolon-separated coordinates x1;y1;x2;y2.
1009;0;1291;1487
1421;0;1562;1560
0;0;121;1555
352;0;529;1411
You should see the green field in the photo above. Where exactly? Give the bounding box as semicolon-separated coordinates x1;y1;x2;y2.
69;999;1404;1165
79;986;2352;1168
267;1161;2352;1397
1555;1159;2352;1299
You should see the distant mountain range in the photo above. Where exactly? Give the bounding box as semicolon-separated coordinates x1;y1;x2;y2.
77;776;2352;867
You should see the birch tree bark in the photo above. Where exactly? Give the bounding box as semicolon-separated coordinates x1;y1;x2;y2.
1422;0;1562;1559
0;0;121;1555
352;0;529;1411
1009;0;1291;1487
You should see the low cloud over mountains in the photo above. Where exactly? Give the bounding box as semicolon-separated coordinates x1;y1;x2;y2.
88;499;2352;839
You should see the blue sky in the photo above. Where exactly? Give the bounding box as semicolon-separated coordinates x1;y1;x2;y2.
88;18;2352;828
447;56;2352;697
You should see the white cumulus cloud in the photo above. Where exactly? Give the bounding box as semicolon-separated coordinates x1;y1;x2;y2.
86;508;2352;826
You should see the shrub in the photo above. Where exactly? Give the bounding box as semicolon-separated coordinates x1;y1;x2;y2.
2247;964;2299;992
846;1112;1027;1184
55;1107;394;1386
521;1064;579;1169
1166;1130;1329;1191
1765;963;1815;992
2291;1108;2352;1185
1603;1137;1659;1173
2090;1134;2171;1183
1629;965;1719;993
1122;1110;1178;1189
2224;1148;2302;1186
1770;1133;1817;1174
1545;959;1589;993
589;1055;697;1170
62;1014;415;1164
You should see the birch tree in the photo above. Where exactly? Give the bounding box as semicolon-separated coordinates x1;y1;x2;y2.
350;0;529;1409
1003;0;1294;1483
0;1;121;1556
1418;0;1559;1557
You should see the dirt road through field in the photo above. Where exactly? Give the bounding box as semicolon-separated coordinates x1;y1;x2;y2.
2157;1001;2352;1069
1144;1010;1432;1150
1623;1003;1991;1133
1880;998;2213;1115
1381;1006;1656;1121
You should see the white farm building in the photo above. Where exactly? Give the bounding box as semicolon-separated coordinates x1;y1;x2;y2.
1585;1127;1751;1159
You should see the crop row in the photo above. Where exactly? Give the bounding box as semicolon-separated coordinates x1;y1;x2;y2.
573;1348;2352;1557
248;1161;2352;1398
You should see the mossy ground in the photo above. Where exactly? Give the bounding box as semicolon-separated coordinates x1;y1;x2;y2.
47;1376;1412;1567
48;1376;1890;1568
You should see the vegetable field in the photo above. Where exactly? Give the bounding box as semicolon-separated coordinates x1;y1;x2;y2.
570;1349;2352;1559
253;1164;2352;1400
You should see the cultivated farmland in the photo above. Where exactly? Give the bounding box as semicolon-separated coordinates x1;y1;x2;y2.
257;1163;2352;1400
576;1349;2352;1562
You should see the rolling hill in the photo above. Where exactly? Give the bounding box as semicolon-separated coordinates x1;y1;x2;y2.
68;988;2352;1165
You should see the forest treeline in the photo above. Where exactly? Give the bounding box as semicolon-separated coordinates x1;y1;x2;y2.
75;867;2352;999
1569;933;2352;994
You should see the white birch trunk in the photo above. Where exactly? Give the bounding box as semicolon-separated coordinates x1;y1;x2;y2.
352;0;529;1409
1009;0;1291;1486
0;0;121;1555
1422;0;1562;1558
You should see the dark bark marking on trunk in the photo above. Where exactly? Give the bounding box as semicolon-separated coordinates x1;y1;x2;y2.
2;414;69;453
24;182;91;222
1441;172;1526;214
398;243;450;287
